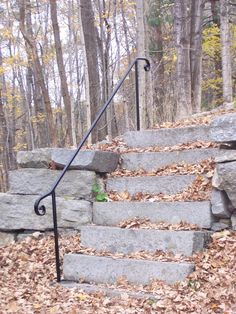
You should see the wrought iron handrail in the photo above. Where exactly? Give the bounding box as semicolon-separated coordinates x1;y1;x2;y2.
34;57;150;282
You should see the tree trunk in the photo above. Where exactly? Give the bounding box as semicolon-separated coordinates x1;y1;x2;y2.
220;0;233;103
80;0;103;143
50;0;73;145
174;0;192;119
136;0;148;129
190;0;204;113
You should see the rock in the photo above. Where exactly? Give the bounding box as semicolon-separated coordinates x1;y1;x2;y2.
16;231;43;242
51;150;119;173
80;226;208;256
123;125;211;148
211;189;231;218
17;148;56;168
121;148;218;172
0;232;16;246
9;168;96;199
212;162;236;207
61;282;157;300
17;148;119;173
211;222;229;231
210;113;236;143
93;201;214;229
231;213;236;231
63;254;195;285
106;175;196;196
215;149;236;163
0;193;92;231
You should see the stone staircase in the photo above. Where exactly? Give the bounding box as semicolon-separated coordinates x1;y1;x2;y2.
62;125;220;289
2;113;236;294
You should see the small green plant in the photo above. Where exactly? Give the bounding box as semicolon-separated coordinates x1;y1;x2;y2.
92;183;108;202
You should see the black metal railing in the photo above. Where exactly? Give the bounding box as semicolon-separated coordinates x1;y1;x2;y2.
34;57;150;282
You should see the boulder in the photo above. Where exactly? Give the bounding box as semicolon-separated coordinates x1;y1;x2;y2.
212;162;236;207
210;113;236;143
51;150;119;173
210;188;231;218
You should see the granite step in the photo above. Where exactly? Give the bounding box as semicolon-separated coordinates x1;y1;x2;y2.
121;148;218;172
80;226;209;256
123;125;211;148
63;254;195;285
93;201;214;229
106;175;196;196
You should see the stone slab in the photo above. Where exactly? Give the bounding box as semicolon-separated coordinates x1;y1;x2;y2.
210;113;236;142
0;232;16;246
63;254;195;285
81;226;208;256
51;150;119;173
121;149;218;171
231;213;236;231
210;189;231;218
9;168;96;199
61;281;158;300
123;125;211;148
16;148;55;168
215;149;236;163
17;149;119;173
212;162;236;207
106;175;196;195
93;201;214;229
0;193;92;231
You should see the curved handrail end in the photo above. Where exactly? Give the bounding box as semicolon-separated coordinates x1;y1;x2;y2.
34;195;48;216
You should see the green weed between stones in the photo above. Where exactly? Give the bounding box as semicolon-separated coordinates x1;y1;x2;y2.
92;183;108;202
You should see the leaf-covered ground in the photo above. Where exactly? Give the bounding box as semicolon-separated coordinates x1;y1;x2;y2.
0;231;235;313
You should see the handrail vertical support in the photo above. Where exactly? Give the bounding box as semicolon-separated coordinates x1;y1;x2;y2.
52;191;61;282
135;61;140;131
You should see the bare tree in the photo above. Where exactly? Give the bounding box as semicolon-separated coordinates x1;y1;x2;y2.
220;0;233;103
50;0;73;145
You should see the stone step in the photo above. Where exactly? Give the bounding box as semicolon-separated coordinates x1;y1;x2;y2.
93;201;214;229
123;125;211;148
61;281;158;300
0;193;92;231
80;226;209;256
8;168;96;199
106;175;196;195
63;254;195;285
121;148;218;172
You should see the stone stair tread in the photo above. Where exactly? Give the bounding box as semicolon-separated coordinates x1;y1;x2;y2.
106;174;196;195
63;254;195;285
93;201;214;229
61;281;159;300
80;226;209;256
121;148;218;171
123;125;211;148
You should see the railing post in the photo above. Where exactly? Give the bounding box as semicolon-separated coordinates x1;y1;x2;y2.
135;61;140;131
51;191;61;282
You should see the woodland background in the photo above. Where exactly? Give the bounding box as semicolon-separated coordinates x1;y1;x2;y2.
0;0;236;191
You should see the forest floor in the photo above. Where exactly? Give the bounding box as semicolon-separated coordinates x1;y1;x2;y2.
0;231;235;314
1;106;236;313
